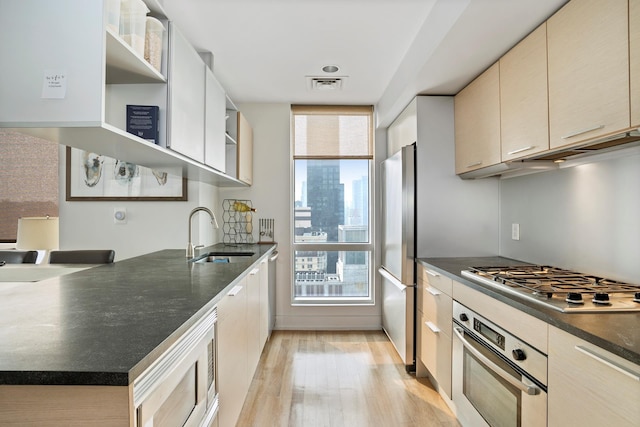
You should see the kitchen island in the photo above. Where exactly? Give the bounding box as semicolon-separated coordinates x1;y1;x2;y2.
0;243;275;425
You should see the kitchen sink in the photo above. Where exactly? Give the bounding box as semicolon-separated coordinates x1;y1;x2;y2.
191;251;255;264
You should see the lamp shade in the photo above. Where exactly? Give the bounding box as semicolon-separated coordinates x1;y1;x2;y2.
16;216;59;250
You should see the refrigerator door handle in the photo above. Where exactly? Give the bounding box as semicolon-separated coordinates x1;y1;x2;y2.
379;267;407;292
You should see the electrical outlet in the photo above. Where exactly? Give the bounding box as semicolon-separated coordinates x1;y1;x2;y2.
511;223;520;241
114;208;127;224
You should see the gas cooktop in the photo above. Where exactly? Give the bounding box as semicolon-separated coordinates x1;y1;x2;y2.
461;265;640;313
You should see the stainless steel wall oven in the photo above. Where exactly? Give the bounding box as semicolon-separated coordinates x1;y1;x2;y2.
452;301;547;427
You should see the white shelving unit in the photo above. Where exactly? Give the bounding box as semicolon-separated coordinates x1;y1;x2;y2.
0;0;247;187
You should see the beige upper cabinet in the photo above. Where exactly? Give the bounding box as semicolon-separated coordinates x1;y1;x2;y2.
631;0;640;127
454;62;501;174
547;0;630;149
500;23;549;161
237;112;254;185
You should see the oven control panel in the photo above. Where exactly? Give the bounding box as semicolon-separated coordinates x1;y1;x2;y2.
453;301;548;385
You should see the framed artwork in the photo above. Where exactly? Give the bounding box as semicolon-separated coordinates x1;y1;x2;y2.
65;147;187;201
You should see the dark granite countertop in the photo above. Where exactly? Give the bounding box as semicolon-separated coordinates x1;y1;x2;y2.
0;243;276;386
418;257;640;365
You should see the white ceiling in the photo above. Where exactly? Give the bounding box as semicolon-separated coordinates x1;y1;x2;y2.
160;0;568;127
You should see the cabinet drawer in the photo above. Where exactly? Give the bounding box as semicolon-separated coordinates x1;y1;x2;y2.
418;265;453;295
419;312;452;399
419;285;452;334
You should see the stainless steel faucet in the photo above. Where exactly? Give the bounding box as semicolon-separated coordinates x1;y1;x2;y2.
186;207;219;258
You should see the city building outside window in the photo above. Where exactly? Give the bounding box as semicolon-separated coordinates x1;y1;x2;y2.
291;105;373;304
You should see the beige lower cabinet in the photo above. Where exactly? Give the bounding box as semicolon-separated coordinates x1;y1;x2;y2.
258;258;270;349
416;265;453;399
247;260;270;386
0;385;129;425
548;325;640;427
217;277;249;427
246;266;261;379
214;255;272;427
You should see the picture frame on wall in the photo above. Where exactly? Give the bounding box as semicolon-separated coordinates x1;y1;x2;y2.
65;147;187;201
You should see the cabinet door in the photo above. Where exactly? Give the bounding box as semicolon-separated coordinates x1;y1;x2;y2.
548;326;640;427
500;23;549;161
259;259;270;349
631;0;640;127
246;266;261;379
205;68;226;172
237;112;254;185
454;62;501;174
547;0;629;148
217;280;248;427
168;23;205;162
0;0;105;126
419;312;452;399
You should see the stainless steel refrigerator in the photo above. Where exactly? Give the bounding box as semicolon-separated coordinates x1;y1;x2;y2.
379;143;416;371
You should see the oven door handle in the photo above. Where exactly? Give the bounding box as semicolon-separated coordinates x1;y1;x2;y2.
453;327;541;396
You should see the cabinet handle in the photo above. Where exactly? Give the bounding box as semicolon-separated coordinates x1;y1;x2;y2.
575;345;640;381
425;286;441;296
227;285;243;296
561;124;604;139
425;269;439;278
466;161;482;168
507;145;536;155
379;268;407;292
249;268;259;275
425;321;440;333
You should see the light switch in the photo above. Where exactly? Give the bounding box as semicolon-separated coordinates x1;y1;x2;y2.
511;223;520;241
114;208;127;224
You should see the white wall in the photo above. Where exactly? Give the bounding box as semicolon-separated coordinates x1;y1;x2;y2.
58;148;221;261
221;103;382;330
499;147;640;283
414;96;500;257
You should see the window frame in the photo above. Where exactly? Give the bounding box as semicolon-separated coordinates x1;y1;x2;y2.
290;106;375;306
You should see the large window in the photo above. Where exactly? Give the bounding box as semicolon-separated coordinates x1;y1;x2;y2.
292;105;373;304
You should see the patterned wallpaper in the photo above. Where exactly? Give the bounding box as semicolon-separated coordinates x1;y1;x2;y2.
0;130;59;242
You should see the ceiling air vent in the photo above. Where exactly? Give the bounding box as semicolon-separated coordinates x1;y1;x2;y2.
307;76;345;91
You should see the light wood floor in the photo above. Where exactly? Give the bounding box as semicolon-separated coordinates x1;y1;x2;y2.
236;331;460;427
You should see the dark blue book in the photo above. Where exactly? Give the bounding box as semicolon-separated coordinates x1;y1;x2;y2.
126;105;160;144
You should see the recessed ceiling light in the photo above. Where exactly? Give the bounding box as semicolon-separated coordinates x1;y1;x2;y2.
322;65;339;73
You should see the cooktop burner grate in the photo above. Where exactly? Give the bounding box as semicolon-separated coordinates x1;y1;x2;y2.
462;265;640;312
467;265;640;295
